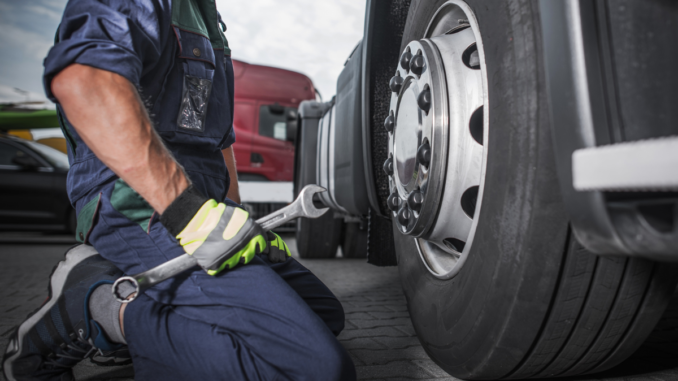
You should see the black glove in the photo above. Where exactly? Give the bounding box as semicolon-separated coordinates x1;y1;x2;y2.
265;231;291;263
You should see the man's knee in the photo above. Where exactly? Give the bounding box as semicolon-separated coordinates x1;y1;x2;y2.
303;336;356;381
326;297;346;336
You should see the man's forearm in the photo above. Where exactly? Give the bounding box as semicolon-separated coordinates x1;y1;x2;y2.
222;146;241;204
52;64;188;214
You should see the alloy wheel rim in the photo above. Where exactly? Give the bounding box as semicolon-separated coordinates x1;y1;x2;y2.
385;0;489;279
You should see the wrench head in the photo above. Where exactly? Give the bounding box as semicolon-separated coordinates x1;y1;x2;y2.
297;184;330;219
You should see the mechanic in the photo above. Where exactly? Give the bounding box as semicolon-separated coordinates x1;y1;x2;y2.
2;0;356;380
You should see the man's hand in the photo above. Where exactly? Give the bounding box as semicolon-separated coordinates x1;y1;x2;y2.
176;200;266;275
265;232;291;263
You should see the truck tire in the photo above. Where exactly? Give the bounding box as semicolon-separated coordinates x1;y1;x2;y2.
296;216;341;259
341;223;368;259
295;101;342;259
388;1;678;379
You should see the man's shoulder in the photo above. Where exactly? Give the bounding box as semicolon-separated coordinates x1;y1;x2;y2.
66;0;173;24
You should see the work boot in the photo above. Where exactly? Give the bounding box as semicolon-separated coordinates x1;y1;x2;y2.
2;245;125;381
90;347;132;367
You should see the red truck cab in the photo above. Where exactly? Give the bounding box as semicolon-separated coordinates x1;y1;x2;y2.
228;59;316;182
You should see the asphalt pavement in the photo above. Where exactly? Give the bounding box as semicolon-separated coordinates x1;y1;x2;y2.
0;234;677;381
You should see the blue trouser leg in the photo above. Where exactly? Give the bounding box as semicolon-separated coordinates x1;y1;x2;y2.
265;256;345;336
85;186;356;380
123;258;355;381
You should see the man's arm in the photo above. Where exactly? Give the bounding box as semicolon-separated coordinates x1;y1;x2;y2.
52;64;188;213
222;147;241;204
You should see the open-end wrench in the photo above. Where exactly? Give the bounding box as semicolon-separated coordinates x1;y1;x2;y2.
112;184;328;302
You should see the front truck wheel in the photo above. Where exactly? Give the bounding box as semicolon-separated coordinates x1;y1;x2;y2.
384;1;678;379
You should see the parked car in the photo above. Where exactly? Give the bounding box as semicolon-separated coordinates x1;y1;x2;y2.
295;0;678;379
0;135;73;232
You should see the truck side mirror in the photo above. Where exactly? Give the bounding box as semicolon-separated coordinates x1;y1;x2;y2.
269;104;285;114
286;119;297;144
287;109;297;121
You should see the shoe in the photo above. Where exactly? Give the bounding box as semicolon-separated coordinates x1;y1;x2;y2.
90;347;132;367
3;245;125;381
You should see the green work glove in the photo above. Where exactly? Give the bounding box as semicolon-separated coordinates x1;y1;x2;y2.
265;231;291;263
175;200;266;275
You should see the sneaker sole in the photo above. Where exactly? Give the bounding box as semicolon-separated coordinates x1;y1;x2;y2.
2;244;100;381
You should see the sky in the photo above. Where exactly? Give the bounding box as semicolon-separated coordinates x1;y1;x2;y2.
0;0;366;105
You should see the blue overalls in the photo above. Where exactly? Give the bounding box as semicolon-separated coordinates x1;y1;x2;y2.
43;1;355;379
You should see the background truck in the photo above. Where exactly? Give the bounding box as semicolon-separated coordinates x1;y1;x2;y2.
228;59;317;230
294;0;678;379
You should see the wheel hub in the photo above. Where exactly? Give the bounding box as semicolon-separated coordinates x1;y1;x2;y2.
386;41;449;236
394;83;421;191
384;0;488;279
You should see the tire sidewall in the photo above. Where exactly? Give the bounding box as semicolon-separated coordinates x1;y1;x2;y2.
394;1;569;378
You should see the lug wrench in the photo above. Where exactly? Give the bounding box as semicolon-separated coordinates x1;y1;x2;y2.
112;184;329;303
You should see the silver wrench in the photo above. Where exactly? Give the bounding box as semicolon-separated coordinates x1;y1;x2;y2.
112;184;328;302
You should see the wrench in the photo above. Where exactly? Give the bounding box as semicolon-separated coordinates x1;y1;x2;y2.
112;184;328;302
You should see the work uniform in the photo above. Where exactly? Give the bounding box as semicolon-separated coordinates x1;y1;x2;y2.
43;1;355;379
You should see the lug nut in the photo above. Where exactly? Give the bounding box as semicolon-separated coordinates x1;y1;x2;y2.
389;73;404;93
407;190;424;212
384;111;395;133
417;86;431;114
417;140;431;168
410;54;425;76
400;50;413;72
397;203;411;226
387;192;401;212
383;156;393;176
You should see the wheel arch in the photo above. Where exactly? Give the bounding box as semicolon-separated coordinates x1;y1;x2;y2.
361;0;413;216
359;0;412;266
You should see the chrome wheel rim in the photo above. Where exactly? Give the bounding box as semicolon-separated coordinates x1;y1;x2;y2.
385;0;488;279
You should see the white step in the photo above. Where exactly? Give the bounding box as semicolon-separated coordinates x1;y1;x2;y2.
573;136;678;191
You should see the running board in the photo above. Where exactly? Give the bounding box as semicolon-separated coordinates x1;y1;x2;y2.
573;136;678;191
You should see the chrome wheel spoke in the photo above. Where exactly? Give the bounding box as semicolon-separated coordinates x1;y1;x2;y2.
457;141;483;195
442;208;473;244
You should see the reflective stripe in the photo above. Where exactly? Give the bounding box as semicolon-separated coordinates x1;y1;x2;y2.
222;208;248;240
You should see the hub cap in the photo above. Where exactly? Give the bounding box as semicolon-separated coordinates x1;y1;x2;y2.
385;0;488;279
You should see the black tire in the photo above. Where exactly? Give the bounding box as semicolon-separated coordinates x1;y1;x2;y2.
341;223;368;259
296;216;341;259
393;1;678;379
294;102;342;259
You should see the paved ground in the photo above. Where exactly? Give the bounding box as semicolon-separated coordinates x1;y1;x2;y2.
0;234;677;380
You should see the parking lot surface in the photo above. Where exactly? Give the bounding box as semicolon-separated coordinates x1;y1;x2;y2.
0;234;676;380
